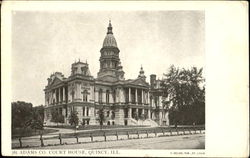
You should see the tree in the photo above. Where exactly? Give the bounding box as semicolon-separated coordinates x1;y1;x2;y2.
97;106;106;129
51;108;65;126
29;106;45;133
68;110;79;127
139;113;146;121
132;110;139;121
11;101;33;130
33;105;44;123
161;65;205;125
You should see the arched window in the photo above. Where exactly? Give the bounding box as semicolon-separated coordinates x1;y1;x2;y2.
106;90;110;103
83;90;88;102
99;89;103;103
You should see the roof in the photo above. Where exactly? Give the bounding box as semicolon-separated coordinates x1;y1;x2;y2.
103;34;118;47
102;21;118;48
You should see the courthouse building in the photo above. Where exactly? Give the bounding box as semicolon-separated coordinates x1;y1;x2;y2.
44;21;169;126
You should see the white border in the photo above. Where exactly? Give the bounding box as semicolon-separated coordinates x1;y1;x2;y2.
1;1;249;157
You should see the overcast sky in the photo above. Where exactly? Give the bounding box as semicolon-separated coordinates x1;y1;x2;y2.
11;11;205;106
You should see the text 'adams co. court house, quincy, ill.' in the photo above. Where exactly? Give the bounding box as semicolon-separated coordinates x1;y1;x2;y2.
43;21;169;126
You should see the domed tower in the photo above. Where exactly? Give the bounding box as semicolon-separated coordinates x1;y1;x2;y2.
97;21;125;81
138;65;146;81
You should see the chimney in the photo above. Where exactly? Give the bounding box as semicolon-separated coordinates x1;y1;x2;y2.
150;74;156;89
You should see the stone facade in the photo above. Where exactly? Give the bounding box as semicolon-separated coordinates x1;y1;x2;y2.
44;21;169;126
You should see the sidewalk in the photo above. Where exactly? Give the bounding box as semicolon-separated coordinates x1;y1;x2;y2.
33;133;205;149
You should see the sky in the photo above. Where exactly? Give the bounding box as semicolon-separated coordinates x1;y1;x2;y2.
11;11;205;106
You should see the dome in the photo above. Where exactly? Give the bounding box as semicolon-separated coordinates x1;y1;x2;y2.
103;34;117;47
102;20;118;48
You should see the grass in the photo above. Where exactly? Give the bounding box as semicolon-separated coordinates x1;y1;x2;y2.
12;127;59;139
56;125;204;139
13;125;204;140
46;125;147;130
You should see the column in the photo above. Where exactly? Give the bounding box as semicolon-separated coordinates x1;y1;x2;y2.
59;88;61;103
118;88;121;103
110;92;113;103
62;87;65;102
141;90;144;105
159;111;162;123
128;108;132;118
142;109;145;118
84;106;87;116
128;88;131;103
135;88;138;104
56;89;58;103
50;92;52;105
148;109;151;119
147;91;150;106
103;91;106;103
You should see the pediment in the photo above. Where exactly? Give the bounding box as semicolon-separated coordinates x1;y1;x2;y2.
127;78;149;87
50;77;63;86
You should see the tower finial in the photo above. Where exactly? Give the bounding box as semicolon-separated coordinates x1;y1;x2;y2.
107;19;113;34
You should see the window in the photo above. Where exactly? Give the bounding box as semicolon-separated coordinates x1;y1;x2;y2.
155;97;158;107
86;107;89;116
83;107;85;116
83;90;88;102
113;90;116;103
99;89;103;103
72;90;75;101
111;111;115;120
106;90;110;103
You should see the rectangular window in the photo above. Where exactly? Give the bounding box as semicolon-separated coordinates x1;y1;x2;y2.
86;107;89;116
83;107;85;116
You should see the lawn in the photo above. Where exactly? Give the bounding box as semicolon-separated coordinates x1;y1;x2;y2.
46;124;147;130
47;125;205;139
12;127;59;139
